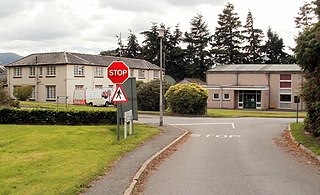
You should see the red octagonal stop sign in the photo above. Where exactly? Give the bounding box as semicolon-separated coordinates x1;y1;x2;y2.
107;61;129;84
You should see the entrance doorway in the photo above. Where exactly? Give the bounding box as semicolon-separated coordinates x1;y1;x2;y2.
238;90;261;109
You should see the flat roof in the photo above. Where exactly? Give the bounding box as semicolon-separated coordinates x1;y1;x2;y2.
207;64;302;73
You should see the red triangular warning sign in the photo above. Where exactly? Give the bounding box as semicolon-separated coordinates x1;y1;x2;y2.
112;85;128;103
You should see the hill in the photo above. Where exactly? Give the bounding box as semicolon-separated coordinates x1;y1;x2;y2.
0;53;23;65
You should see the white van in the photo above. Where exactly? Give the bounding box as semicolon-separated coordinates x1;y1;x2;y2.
73;88;114;106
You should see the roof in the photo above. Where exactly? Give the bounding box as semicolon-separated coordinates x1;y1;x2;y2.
207;64;302;73
5;52;160;70
178;78;206;85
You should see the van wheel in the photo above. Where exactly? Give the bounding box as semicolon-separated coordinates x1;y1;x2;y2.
88;102;93;106
105;102;110;107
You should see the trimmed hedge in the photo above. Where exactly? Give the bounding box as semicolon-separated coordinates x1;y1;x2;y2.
0;108;117;125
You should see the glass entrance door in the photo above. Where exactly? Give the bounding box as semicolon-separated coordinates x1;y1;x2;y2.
244;94;256;109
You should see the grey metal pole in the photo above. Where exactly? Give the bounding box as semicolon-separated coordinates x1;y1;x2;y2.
159;37;163;126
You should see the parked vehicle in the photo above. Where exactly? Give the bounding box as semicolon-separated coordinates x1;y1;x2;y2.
73;88;114;106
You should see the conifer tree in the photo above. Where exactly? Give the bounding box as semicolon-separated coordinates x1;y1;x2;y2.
125;30;141;58
242;11;264;63
262;27;288;64
211;2;243;64
140;23;161;65
184;13;212;80
295;1;314;31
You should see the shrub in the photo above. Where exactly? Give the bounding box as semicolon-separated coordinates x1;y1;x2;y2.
0;84;19;108
137;79;170;111
0;108;117;125
165;83;208;115
13;85;33;101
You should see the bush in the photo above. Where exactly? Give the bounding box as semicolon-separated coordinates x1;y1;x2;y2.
165;83;208;115
137;79;170;111
0;84;19;108
0;108;117;125
13;85;33;101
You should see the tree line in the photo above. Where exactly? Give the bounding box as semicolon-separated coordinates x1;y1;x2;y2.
101;2;309;82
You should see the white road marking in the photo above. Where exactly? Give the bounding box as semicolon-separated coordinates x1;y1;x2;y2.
169;122;236;129
191;134;241;138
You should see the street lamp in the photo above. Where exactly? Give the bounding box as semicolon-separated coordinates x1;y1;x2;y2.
157;27;165;126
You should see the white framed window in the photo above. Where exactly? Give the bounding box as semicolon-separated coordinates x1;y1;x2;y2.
95;85;103;89
46;85;56;100
39;67;43;77
30;86;36;100
29;67;36;77
138;70;145;78
213;93;220;100
74;66;84;76
223;93;230;100
75;85;84;90
153;70;159;78
14;67;22;77
47;66;56;76
94;67;103;77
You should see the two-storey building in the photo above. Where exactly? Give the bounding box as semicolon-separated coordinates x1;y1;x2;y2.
206;64;304;110
5;52;161;104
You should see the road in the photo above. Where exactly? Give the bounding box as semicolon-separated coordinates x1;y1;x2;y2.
138;115;320;195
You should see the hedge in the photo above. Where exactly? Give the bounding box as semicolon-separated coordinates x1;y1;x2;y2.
0;108;117;125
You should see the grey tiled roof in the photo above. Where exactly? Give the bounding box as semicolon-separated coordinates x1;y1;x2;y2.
207;64;302;73
5;52;160;70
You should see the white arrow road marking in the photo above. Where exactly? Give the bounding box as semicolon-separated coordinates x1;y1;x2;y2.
190;134;241;138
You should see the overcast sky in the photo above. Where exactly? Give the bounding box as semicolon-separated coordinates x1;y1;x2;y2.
0;0;305;56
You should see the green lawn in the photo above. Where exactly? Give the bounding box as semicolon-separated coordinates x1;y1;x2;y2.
0;124;159;195
19;101;116;111
207;109;306;118
290;122;320;156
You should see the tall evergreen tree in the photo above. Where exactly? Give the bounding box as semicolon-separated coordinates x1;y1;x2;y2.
211;2;243;65
125;30;141;58
165;24;186;81
262;27;288;64
295;1;314;31
184;13;212;80
242;11;264;63
140;23;163;65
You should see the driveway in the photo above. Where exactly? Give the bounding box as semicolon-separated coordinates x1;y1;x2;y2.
138;115;320;195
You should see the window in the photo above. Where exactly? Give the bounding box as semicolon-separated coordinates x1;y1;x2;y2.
95;85;103;89
14;67;22;77
213;93;220;100
223;93;230;100
138;70;145;78
75;85;84;90
30;86;36;100
47;66;56;76
46;86;56;100
39;67;43;77
94;67;103;77
29;67;36;77
280;94;291;102
280;82;291;88
280;74;291;81
153;70;159;78
74;66;84;76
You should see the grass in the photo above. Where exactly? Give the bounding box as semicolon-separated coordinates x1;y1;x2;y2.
290;122;320;156
0;124;159;195
19;101;116;111
207;109;306;118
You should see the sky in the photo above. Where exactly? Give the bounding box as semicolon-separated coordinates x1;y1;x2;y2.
0;0;305;57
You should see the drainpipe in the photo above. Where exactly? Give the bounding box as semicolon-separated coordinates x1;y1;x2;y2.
268;73;271;109
219;86;223;109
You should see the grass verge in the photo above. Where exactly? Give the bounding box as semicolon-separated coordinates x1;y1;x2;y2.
207;109;306;118
0;124;159;195
290;122;320;156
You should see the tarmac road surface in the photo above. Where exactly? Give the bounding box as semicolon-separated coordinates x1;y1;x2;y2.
139;115;320;195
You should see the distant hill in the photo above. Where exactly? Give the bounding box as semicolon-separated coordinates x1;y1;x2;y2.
0;53;23;65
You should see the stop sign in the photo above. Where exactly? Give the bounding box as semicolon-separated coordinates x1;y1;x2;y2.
107;61;129;84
